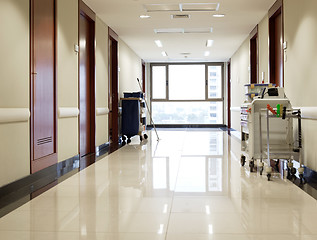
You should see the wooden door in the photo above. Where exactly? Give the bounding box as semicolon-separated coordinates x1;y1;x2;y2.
30;0;57;173
142;61;146;93
250;26;258;84
109;29;119;144
227;61;231;129
79;6;95;157
269;0;283;87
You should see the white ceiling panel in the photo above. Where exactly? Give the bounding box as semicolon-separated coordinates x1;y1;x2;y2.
84;0;276;62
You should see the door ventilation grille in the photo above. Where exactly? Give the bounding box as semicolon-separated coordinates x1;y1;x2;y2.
37;136;52;145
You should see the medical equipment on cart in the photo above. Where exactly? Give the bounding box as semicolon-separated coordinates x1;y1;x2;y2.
240;84;304;181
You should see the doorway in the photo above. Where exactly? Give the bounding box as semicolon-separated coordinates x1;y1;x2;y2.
250;26;258;84
30;0;57;173
108;28;119;144
79;1;96;157
269;0;284;87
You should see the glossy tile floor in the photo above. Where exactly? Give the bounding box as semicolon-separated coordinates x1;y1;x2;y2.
1;129;317;240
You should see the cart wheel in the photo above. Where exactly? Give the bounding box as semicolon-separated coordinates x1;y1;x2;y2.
144;134;148;139
249;160;254;172
240;155;246;167
127;138;131;144
139;135;143;142
259;167;264;175
267;173;271;181
122;135;126;141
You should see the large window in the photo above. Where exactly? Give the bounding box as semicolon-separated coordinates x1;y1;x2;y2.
151;63;224;125
169;65;205;100
152;66;166;99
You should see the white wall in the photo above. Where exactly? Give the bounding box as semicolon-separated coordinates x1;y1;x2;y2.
230;38;250;131
0;0;144;188
95;17;109;146
0;0;30;186
284;0;317;170
258;15;269;84
230;0;317;171
118;39;143;98
57;0;79;162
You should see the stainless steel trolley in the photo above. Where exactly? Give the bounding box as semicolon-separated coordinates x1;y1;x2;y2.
240;86;304;181
260;107;304;181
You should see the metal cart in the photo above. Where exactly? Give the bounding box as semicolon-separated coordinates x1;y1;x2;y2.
240;86;304;181
121;93;148;144
260;107;304;182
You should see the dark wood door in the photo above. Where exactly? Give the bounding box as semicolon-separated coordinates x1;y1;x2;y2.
109;32;119;144
79;12;95;157
273;13;283;87
269;1;283;87
227;61;231;129
142;61;146;93
250;35;258;84
30;0;57;173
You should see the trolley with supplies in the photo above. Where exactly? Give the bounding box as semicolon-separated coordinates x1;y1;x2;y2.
121;92;148;144
240;84;304;181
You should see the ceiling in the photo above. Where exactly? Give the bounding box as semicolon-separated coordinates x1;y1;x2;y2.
83;0;276;62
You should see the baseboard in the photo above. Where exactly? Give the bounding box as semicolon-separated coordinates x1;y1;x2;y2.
0;141;112;218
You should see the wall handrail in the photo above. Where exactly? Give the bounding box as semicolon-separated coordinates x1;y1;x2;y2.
96;107;109;116
0;108;30;124
297;107;317;120
58;107;79;119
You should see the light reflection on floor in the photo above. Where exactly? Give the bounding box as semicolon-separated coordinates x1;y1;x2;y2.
0;129;316;240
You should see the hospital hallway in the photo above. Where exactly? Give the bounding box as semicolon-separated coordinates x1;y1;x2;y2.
0;129;317;240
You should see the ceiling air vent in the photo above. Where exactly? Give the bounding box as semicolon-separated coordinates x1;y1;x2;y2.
171;14;190;19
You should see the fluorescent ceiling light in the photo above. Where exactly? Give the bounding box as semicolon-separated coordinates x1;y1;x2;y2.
140;15;151;19
161;51;168;57
204;51;210;57
213;14;225;17
144;3;220;12
206;40;214;47
155;40;163;48
154;28;184;34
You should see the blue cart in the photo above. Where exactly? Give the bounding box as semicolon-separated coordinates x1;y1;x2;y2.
121;92;148;143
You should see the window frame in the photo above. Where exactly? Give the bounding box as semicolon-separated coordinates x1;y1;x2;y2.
150;62;225;125
151;62;224;102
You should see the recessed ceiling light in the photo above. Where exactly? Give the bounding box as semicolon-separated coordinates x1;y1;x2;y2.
213;14;225;18
204;51;210;57
155;40;163;48
161;51;168;57
206;40;214;47
140;15;151;19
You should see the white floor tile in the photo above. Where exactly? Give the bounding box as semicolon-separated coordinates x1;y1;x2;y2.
0;129;316;239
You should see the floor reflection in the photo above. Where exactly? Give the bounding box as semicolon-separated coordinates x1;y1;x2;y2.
1;128;317;239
